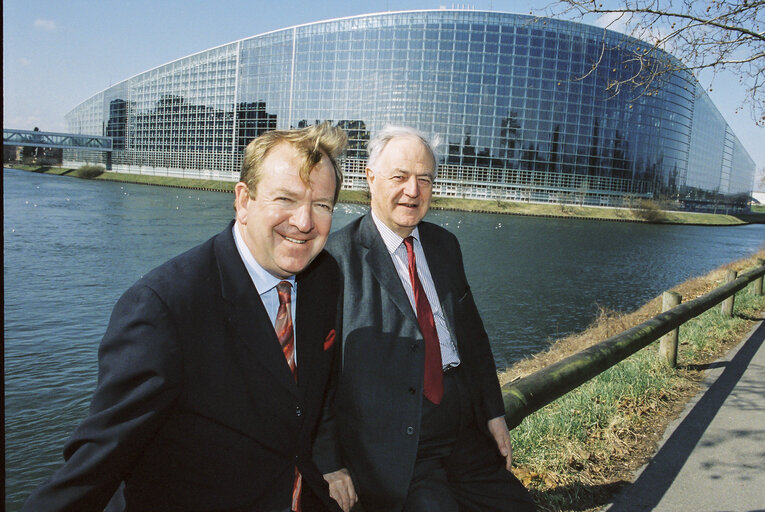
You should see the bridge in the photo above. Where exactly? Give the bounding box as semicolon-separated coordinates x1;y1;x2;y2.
3;128;112;152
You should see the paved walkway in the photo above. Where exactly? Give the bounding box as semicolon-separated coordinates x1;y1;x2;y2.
607;317;765;512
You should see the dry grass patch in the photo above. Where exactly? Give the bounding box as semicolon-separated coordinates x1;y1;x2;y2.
499;249;765;385
500;250;765;511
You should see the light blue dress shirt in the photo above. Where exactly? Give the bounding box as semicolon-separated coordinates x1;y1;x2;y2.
233;223;298;365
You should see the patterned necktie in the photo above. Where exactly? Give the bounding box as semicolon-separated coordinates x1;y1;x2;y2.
403;236;444;405
275;281;302;511
275;281;296;378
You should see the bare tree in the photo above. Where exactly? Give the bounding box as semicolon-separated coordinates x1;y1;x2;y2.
544;0;764;125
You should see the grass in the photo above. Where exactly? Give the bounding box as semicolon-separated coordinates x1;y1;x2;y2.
4;164;753;226
510;347;678;508
428;197;747;225
503;251;765;511
7;164;75;175
93;171;237;192
338;188;370;203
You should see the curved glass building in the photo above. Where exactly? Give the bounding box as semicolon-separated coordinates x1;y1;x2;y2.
65;9;755;209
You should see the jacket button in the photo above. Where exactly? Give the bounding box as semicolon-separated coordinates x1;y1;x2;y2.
296;406;302;417
406;426;414;435
408;387;416;395
411;343;418;351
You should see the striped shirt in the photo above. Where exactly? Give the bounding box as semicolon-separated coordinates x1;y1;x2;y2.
371;212;461;368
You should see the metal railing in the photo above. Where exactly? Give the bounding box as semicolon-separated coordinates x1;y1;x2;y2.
3;128;112;151
502;262;765;429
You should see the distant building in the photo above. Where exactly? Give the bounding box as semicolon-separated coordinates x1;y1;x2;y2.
65;10;755;209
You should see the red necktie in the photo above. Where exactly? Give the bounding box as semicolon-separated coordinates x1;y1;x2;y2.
275;281;296;378
403;237;444;405
275;281;302;511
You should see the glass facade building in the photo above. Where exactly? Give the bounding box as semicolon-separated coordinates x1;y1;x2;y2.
65;9;756;209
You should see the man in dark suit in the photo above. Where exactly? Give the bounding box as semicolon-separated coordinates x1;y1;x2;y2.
315;126;536;511
24;123;349;512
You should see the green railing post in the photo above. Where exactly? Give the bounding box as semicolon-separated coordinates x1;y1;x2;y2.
721;270;737;317
755;259;764;296
502;264;765;429
660;291;682;367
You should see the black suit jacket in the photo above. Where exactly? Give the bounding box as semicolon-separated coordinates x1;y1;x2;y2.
24;221;342;512
314;213;504;512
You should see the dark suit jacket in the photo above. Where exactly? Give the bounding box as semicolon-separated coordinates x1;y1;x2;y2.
313;213;504;512
24;221;342;512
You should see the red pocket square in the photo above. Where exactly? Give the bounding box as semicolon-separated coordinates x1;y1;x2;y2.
323;329;336;351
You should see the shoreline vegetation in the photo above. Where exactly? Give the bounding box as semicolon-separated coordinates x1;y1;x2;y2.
6;164;764;225
5;164;765;509
500;250;765;511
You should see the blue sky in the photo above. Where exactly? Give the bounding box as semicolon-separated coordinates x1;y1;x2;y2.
3;0;762;187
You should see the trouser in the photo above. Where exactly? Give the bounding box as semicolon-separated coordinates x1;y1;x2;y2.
403;366;536;512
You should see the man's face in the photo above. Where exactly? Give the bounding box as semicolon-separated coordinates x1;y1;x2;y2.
235;142;336;278
366;136;435;238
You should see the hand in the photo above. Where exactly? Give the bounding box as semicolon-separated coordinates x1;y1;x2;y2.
323;467;358;512
487;416;513;471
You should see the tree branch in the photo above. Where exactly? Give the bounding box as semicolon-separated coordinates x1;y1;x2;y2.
586;6;765;43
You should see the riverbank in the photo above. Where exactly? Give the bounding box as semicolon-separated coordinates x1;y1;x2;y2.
6;164;760;226
500;250;765;511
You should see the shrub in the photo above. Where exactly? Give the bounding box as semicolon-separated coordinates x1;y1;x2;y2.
76;164;105;179
632;199;666;222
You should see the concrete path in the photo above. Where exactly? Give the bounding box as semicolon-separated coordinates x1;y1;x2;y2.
607;317;765;512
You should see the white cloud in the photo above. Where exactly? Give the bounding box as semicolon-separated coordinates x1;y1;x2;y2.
5;114;43;130
594;11;630;34
33;19;57;31
19;57;32;66
594;11;676;49
7;113;65;132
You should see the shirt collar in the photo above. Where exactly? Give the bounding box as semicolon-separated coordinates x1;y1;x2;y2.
233;222;296;294
370;210;420;255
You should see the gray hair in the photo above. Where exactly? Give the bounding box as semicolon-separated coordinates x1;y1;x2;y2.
366;125;441;175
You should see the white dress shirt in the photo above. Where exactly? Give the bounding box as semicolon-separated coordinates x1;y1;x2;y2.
371;212;461;368
233;223;298;365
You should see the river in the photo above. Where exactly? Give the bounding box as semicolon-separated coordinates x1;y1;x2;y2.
4;167;764;508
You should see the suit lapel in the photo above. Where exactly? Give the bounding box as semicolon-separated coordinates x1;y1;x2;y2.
419;223;459;344
215;222;301;398
359;213;418;326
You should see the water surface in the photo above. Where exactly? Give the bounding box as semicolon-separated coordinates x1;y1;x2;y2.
4;168;763;508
